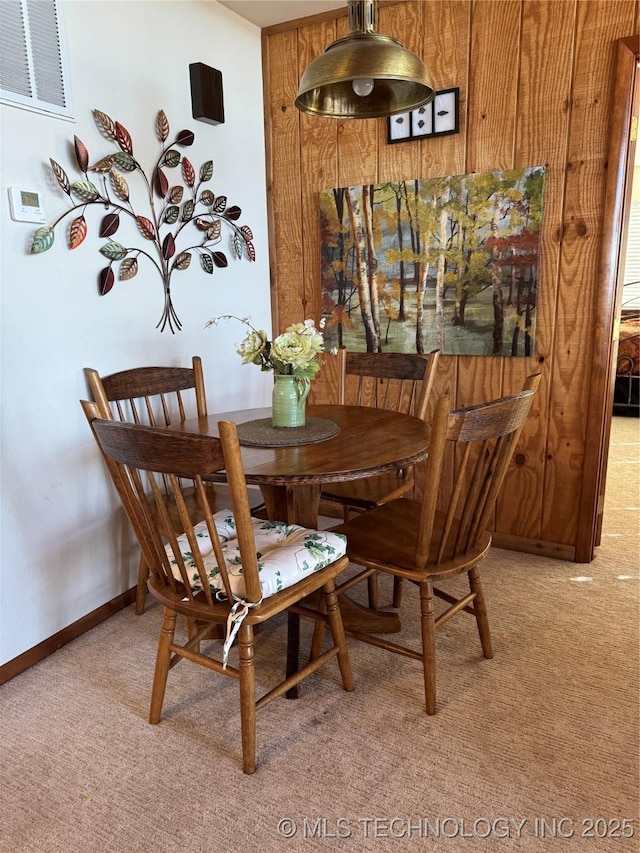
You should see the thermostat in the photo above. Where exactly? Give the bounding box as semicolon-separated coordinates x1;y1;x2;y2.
8;186;46;223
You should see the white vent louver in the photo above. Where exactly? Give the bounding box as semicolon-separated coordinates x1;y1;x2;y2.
0;0;74;120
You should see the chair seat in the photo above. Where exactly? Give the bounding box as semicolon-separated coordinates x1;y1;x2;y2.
321;471;414;509
332;499;492;580
166;510;347;600
148;553;351;625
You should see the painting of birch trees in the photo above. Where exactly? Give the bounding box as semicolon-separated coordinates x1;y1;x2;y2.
319;167;545;356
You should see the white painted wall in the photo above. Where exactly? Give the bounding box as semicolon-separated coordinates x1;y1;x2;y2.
0;0;272;665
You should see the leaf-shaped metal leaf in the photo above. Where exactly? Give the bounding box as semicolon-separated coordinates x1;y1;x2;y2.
173;252;191;271
195;218;213;231
156;109;170;142
119;257;138;280
240;225;254;242
163;150;180;168
245;241;256;262
164;205;180;224
233;234;243;260
200;252;214;274
162;233;175;260
99;212;120;238
110;169;129;202
31;227;54;254
69;215;87;249
169;186;184;204
136;215;155;240
200;160;213;182
206;220;221;241
93;109;117;140
91;155;114;173
225;205;242;221
113;152;136;172
212;251;228;268
200;189;214;206
212;196;227;213
176;129;195;146
74;136;89;172
49;159;70;195
182;157;195;188
71;180;99;201
99;266;115;295
100;240;127;261
115;121;133;155
182;199;195;222
154;167;169;198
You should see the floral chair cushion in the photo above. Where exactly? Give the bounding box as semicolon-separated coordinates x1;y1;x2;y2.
166;510;347;601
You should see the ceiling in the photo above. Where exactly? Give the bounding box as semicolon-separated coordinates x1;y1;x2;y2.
217;1;346;29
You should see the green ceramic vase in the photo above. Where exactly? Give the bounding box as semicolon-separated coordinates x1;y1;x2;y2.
272;375;310;428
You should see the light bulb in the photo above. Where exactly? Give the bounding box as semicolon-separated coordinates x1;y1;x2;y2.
352;78;374;97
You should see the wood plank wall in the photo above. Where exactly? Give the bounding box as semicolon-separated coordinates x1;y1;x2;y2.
262;0;639;561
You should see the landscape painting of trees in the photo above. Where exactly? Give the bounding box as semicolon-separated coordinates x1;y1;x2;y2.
320;167;546;356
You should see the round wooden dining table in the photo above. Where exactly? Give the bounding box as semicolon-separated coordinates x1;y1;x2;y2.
175;403;431;522
172;403;432;692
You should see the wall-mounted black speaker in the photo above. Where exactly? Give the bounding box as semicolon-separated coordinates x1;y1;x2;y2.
189;63;225;125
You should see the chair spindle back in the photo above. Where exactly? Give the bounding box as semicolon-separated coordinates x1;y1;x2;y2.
341;350;440;420
89;416;263;606
416;374;541;568
85;359;207;426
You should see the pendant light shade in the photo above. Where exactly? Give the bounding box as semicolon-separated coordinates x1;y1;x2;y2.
295;0;435;119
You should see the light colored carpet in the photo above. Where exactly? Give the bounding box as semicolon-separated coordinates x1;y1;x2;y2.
1;417;638;852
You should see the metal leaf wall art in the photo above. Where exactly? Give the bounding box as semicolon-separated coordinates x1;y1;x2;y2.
31;109;256;333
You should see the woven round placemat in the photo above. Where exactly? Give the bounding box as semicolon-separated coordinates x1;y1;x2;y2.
236;417;340;447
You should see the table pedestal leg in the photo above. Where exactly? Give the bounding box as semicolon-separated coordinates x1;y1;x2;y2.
260;483;320;529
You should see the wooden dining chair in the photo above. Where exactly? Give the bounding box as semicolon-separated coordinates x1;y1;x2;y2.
320;348;440;608
329;373;541;714
84;410;354;774
84;359;265;614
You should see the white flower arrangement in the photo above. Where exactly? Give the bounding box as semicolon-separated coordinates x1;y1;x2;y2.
206;315;326;380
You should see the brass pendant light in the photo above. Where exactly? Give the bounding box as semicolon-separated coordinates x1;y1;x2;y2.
295;0;435;119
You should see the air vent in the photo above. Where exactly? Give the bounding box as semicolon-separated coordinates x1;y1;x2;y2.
0;0;74;121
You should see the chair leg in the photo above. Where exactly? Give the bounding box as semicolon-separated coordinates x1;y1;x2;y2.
309;607;327;661
323;580;354;692
468;566;494;659
392;577;403;608
135;555;149;615
149;607;176;724
238;622;257;774
187;617;198;642
419;581;437;715
285;612;301;699
367;573;379;610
